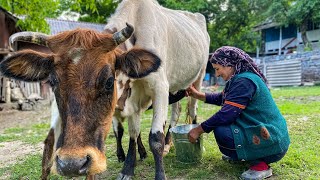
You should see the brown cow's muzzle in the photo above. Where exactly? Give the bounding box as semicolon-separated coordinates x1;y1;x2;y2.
56;155;90;176
51;147;107;176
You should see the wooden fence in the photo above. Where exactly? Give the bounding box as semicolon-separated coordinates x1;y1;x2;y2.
0;75;44;103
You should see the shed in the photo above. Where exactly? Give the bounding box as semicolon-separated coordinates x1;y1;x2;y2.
0;6;22;102
254;20;320;56
0;7;21;60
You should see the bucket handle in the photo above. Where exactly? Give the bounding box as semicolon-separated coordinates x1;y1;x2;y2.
175;139;199;143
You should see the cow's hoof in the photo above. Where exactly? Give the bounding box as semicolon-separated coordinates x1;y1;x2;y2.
117;173;132;180
156;173;167;180
163;144;171;156
117;155;126;162
118;157;126;162
139;152;147;160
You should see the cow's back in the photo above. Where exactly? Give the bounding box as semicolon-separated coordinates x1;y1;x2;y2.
158;8;210;91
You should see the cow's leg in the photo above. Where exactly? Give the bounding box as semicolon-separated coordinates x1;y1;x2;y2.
137;132;147;160
117;113;140;179
163;102;181;156
86;175;96;180
187;66;206;124
149;83;168;180
40;128;54;180
113;117;126;162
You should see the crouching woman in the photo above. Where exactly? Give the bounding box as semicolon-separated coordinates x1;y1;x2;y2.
187;46;290;180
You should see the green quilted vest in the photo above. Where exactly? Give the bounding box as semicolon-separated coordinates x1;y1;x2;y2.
229;72;290;161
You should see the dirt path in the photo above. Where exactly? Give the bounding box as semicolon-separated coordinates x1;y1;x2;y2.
0;100;51;133
0;101;50;169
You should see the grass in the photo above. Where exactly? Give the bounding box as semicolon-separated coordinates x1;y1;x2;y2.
0;86;320;179
0;123;50;144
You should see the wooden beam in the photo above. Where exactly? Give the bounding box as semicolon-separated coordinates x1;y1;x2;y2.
278;27;282;55
0;48;10;54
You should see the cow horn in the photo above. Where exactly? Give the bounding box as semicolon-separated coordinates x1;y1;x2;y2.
9;32;49;51
113;23;134;46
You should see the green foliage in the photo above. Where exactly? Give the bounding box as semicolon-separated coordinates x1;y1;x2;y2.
0;0;59;33
58;0;119;23
207;0;262;52
158;0;209;14
158;0;262;52
287;0;320;24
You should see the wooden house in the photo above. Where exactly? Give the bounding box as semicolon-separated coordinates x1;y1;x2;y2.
254;20;320;56
0;7;22;102
0;6;21;60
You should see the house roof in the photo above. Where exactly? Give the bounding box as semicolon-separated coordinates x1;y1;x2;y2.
0;6;19;22
46;18;105;35
0;6;22;31
253;19;280;31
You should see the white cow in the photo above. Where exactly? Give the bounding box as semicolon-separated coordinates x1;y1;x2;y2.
104;0;210;179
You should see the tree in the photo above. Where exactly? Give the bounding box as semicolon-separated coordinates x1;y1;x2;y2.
158;0;214;23
0;0;59;33
58;0;119;23
158;0;262;52
288;1;320;49
261;0;320;49
207;0;263;52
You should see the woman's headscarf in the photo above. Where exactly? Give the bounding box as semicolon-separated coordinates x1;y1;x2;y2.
210;46;267;84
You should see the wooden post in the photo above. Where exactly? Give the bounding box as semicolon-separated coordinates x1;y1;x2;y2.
278;26;282;55
5;78;11;103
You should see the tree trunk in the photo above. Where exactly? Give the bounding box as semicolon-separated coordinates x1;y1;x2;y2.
300;20;311;50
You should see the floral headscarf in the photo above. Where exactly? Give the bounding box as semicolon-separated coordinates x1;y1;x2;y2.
210;46;267;84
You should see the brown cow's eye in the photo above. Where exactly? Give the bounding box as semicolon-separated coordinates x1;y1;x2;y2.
105;77;114;89
48;74;59;87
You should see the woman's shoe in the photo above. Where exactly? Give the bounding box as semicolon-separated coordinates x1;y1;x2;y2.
241;168;272;180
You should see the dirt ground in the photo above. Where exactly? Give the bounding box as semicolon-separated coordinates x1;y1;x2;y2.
0;100;51;133
0;100;51;169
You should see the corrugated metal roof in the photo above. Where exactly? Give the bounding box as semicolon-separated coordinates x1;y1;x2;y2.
46;18;105;35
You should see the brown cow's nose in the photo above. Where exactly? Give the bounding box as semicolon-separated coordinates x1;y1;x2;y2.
56;155;91;176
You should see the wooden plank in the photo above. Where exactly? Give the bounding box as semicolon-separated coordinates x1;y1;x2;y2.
5;78;10;103
0;48;10;54
0;76;5;102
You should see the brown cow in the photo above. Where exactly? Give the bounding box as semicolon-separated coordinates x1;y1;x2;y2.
0;24;161;179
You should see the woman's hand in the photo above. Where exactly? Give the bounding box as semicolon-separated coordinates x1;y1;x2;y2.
188;125;204;143
186;85;205;101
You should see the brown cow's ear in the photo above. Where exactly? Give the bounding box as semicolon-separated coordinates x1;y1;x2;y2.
0;50;54;82
115;48;161;78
